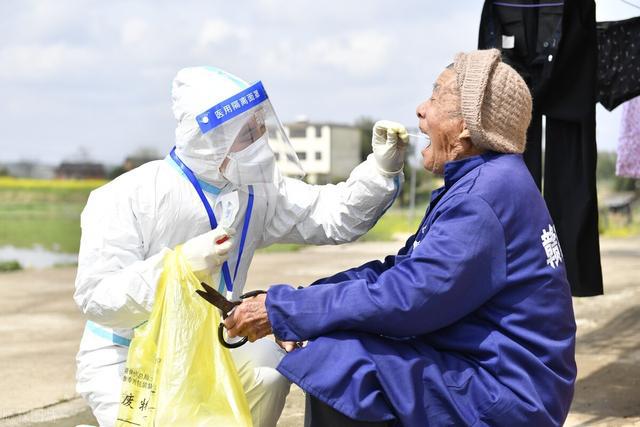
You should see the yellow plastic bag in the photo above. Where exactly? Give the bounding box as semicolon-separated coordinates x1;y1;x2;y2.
116;247;252;426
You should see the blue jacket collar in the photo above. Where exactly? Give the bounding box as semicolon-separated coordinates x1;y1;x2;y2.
427;152;502;206
443;151;500;189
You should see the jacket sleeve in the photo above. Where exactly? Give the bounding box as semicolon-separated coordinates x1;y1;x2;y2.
266;194;507;341
259;154;402;247
73;186;168;329
308;233;416;286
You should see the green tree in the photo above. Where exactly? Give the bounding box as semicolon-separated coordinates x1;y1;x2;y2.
614;176;638;192
108;166;126;180
354;116;376;162
597;151;638;192
596;151;617;181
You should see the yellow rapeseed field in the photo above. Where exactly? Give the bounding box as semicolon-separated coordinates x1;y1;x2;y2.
0;177;107;190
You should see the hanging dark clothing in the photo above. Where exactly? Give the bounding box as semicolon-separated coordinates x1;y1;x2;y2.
597;16;640;111
478;0;603;296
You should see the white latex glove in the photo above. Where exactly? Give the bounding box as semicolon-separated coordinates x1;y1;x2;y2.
371;120;409;176
182;227;234;274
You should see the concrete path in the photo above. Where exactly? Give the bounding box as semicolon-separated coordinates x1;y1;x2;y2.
0;237;638;426
565;237;640;427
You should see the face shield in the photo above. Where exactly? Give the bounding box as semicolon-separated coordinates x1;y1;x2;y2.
196;81;305;186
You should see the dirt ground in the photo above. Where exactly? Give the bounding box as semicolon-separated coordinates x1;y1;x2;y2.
0;237;638;427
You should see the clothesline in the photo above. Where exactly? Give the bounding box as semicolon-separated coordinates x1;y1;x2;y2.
620;0;640;11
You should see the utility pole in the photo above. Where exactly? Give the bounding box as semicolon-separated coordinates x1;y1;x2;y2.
409;164;416;221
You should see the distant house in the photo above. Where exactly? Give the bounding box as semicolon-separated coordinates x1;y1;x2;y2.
56;162;106;179
3;162;55;179
271;120;361;184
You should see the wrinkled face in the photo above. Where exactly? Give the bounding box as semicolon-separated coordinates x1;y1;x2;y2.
415;68;465;175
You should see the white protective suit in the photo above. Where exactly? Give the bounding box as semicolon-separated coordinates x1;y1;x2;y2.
74;67;402;427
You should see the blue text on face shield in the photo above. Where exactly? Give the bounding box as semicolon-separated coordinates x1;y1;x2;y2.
196;81;268;134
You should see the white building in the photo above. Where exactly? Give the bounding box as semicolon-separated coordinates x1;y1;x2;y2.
270;120;361;184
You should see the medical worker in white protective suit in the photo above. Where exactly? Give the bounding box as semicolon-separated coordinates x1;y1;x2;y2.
74;66;407;427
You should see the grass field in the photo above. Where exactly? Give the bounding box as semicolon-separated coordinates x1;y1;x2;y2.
1;176;638;258
257;209;426;253
0;176;426;255
368;209;425;240
600;204;640;238
597;179;640;238
0;177;105;253
0;177;425;255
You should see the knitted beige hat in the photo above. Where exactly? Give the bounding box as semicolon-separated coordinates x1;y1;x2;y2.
453;49;532;154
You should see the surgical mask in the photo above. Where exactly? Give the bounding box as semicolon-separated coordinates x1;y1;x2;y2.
221;134;275;186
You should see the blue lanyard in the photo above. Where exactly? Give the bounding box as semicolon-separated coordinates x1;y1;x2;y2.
169;147;253;292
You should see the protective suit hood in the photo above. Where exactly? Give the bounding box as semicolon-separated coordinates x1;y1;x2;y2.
172;66;249;185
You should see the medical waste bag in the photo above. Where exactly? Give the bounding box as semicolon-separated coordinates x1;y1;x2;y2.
116;247;252;426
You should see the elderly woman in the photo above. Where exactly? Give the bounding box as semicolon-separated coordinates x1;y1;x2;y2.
225;49;577;426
